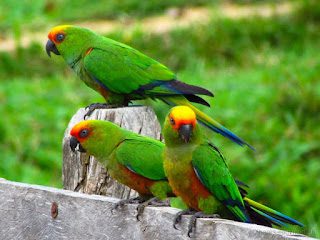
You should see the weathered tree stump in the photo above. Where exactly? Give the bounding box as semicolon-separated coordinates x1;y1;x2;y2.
62;106;162;199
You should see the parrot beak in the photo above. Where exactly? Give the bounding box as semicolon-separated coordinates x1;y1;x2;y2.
178;124;193;143
46;39;60;57
69;136;86;153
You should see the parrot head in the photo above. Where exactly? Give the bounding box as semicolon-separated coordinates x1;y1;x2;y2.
69;120;93;154
163;106;198;145
70;120;105;156
69;120;120;159
46;25;97;66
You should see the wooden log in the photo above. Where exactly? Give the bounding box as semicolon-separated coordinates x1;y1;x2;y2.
62;106;162;199
0;179;313;240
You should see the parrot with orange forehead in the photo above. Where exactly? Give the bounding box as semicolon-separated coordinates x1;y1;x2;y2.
46;25;253;149
69;119;187;218
162;106;303;237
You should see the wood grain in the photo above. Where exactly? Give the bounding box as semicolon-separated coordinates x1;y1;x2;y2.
0;179;312;240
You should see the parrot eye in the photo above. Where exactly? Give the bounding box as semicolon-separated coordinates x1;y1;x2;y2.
56;33;65;42
170;117;175;125
79;129;89;138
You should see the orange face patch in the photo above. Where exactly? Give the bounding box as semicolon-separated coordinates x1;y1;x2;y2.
48;25;71;44
70;120;93;142
169;106;197;130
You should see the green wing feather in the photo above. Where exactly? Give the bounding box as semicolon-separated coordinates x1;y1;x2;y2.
115;135;166;181
192;142;250;222
83;40;175;95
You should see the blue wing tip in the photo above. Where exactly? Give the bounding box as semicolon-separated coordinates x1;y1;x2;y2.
200;121;255;151
252;207;288;227
253;205;304;227
246;142;256;151
221;127;255;151
277;212;304;227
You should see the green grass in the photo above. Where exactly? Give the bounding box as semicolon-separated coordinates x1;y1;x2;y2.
48;0;211;21
1;1;319;237
0;0;293;37
0;0;213;37
0;75;97;187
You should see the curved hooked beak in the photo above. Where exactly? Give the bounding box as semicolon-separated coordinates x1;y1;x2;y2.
69;136;86;153
46;39;60;57
178;124;193;143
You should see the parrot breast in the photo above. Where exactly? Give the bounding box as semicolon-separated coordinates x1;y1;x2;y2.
164;159;211;211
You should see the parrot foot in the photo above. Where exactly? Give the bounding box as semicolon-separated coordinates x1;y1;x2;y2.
84;103;124;119
136;197;162;221
187;212;221;238
111;196;145;213
173;209;196;230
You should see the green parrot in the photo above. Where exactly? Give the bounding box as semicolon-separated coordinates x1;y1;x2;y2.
69;119;187;218
46;25;253;149
162;106;303;236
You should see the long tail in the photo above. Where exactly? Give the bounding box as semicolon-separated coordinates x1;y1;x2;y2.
244;197;304;227
163;96;254;150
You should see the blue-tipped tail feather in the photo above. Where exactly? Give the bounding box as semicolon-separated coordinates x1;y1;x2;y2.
244;197;304;227
199;120;255;150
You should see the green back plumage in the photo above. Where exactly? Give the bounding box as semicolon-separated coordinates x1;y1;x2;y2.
83;44;175;95
115;135;166;180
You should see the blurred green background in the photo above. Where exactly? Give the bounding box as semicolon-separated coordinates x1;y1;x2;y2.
0;0;319;237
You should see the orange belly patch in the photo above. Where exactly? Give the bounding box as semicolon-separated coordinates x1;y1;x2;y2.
118;165;155;196
170;168;211;211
